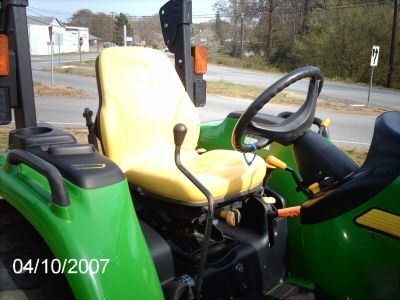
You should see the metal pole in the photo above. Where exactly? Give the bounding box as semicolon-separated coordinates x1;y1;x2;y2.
111;12;114;45
58;34;61;66
387;0;398;88
239;0;245;58
79;31;82;62
51;36;54;85
240;12;244;58
367;66;374;107
123;25;127;46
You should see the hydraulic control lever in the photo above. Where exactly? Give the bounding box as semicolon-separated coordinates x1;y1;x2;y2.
83;108;98;151
266;155;313;198
173;123;214;300
268;206;301;219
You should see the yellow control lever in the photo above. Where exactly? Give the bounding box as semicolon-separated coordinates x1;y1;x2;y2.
321;118;331;128
220;209;241;227
308;182;321;195
266;155;287;170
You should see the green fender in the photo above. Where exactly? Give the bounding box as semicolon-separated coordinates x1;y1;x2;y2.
0;153;164;300
301;178;400;300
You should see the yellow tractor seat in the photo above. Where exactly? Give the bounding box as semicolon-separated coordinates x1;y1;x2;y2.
96;47;266;205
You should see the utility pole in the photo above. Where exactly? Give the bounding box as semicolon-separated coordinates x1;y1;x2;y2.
266;0;274;60
78;32;82;63
48;26;54;85
239;1;245;58
387;0;398;88
111;12;114;45
123;25;127;46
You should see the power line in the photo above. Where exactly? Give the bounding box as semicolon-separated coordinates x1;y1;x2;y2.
27;0;391;22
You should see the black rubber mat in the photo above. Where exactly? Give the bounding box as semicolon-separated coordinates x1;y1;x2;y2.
240;283;316;300
265;283;316;300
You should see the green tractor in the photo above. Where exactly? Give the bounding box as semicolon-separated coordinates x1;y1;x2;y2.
0;0;399;299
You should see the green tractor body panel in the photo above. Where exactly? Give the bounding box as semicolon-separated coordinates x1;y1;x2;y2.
0;153;164;300
199;118;400;299
301;178;400;300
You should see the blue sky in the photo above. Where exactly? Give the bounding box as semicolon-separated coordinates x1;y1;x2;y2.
28;0;217;22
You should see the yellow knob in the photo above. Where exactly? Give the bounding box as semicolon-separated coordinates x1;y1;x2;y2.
220;209;241;227
321;118;331;128
262;197;276;204
266;155;287;170
220;211;236;227
308;182;321;195
196;148;207;154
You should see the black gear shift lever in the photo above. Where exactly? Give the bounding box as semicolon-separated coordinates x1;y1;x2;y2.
173;123;214;300
173;123;187;147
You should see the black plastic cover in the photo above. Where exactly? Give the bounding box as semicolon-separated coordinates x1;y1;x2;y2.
9;126;125;189
193;79;206;107
140;221;175;286
301;165;399;224
159;0;192;53
9;126;76;150
363;111;400;168
31;145;125;190
0;87;11;125
301;112;400;224
293;131;358;186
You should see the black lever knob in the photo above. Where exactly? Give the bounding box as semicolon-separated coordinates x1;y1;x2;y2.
83;107;94;127
173;123;187;147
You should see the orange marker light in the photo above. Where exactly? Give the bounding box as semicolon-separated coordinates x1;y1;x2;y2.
194;45;208;75
0;34;9;76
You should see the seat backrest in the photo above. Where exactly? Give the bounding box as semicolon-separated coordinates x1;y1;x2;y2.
96;47;200;172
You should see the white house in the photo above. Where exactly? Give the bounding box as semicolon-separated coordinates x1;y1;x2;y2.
27;16;89;55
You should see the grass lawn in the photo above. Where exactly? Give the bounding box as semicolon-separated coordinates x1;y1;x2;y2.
40;65;387;113
65;60;96;67
208;81;387;113
39;63;389;115
208;55;283;75
41;67;96;77
33;81;90;98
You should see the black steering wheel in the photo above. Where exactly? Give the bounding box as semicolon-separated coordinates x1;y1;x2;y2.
232;66;324;152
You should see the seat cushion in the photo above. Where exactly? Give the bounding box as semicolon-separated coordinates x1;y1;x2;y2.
125;149;266;205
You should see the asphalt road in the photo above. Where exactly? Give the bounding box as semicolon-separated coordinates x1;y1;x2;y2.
31;52;400;110
31;53;379;147
33;70;98;95
33;93;375;148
